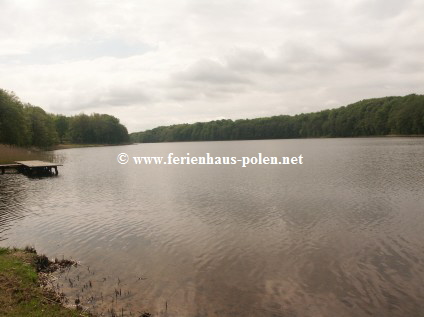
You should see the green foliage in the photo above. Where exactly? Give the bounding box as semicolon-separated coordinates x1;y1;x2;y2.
68;113;129;144
24;105;59;148
0;90;30;146
54;115;70;143
130;94;424;143
0;89;129;148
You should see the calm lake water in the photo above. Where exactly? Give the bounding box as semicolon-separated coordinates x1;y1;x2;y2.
1;138;424;316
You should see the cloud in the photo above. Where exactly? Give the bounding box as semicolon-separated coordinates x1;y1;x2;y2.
0;0;423;132
354;0;413;19
168;59;252;102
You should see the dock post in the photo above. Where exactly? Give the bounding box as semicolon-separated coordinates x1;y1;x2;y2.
54;166;58;175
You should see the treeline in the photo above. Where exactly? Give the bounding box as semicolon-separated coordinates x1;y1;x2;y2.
130;94;424;143
0;89;129;148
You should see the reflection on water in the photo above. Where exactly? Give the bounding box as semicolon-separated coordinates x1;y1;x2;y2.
1;138;424;316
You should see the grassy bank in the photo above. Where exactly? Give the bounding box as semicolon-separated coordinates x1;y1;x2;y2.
0;247;90;317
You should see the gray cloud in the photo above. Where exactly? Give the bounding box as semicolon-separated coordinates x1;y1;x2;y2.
354;0;413;19
175;59;250;85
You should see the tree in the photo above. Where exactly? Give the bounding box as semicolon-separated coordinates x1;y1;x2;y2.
130;94;424;143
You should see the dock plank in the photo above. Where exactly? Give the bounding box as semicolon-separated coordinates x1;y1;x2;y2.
15;160;62;168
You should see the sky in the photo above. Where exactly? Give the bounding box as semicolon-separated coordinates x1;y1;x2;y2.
0;0;423;133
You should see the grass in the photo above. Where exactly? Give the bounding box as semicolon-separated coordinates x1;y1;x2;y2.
0;247;90;317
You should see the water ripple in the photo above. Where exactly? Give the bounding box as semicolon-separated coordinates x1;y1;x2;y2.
1;138;424;316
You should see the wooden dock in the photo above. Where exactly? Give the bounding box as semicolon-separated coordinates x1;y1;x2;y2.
0;160;62;175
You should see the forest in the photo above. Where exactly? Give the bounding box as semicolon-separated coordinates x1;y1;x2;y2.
0;89;129;148
130;94;424;143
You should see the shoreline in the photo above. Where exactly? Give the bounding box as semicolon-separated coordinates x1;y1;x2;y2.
130;134;424;144
0;247;92;316
0;143;133;164
0;247;153;317
53;143;133;150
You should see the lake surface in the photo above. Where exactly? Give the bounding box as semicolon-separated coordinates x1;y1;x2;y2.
1;138;424;316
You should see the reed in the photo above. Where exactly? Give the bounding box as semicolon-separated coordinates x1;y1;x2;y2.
0;144;40;164
0;144;57;164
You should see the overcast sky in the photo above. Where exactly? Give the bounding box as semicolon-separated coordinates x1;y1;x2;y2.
0;0;423;132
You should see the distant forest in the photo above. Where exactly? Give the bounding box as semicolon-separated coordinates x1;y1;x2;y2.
0;89;129;148
130;94;424;143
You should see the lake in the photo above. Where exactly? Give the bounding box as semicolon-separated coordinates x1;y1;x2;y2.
1;138;424;316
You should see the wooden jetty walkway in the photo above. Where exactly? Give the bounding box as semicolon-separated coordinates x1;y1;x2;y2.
0;160;62;175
